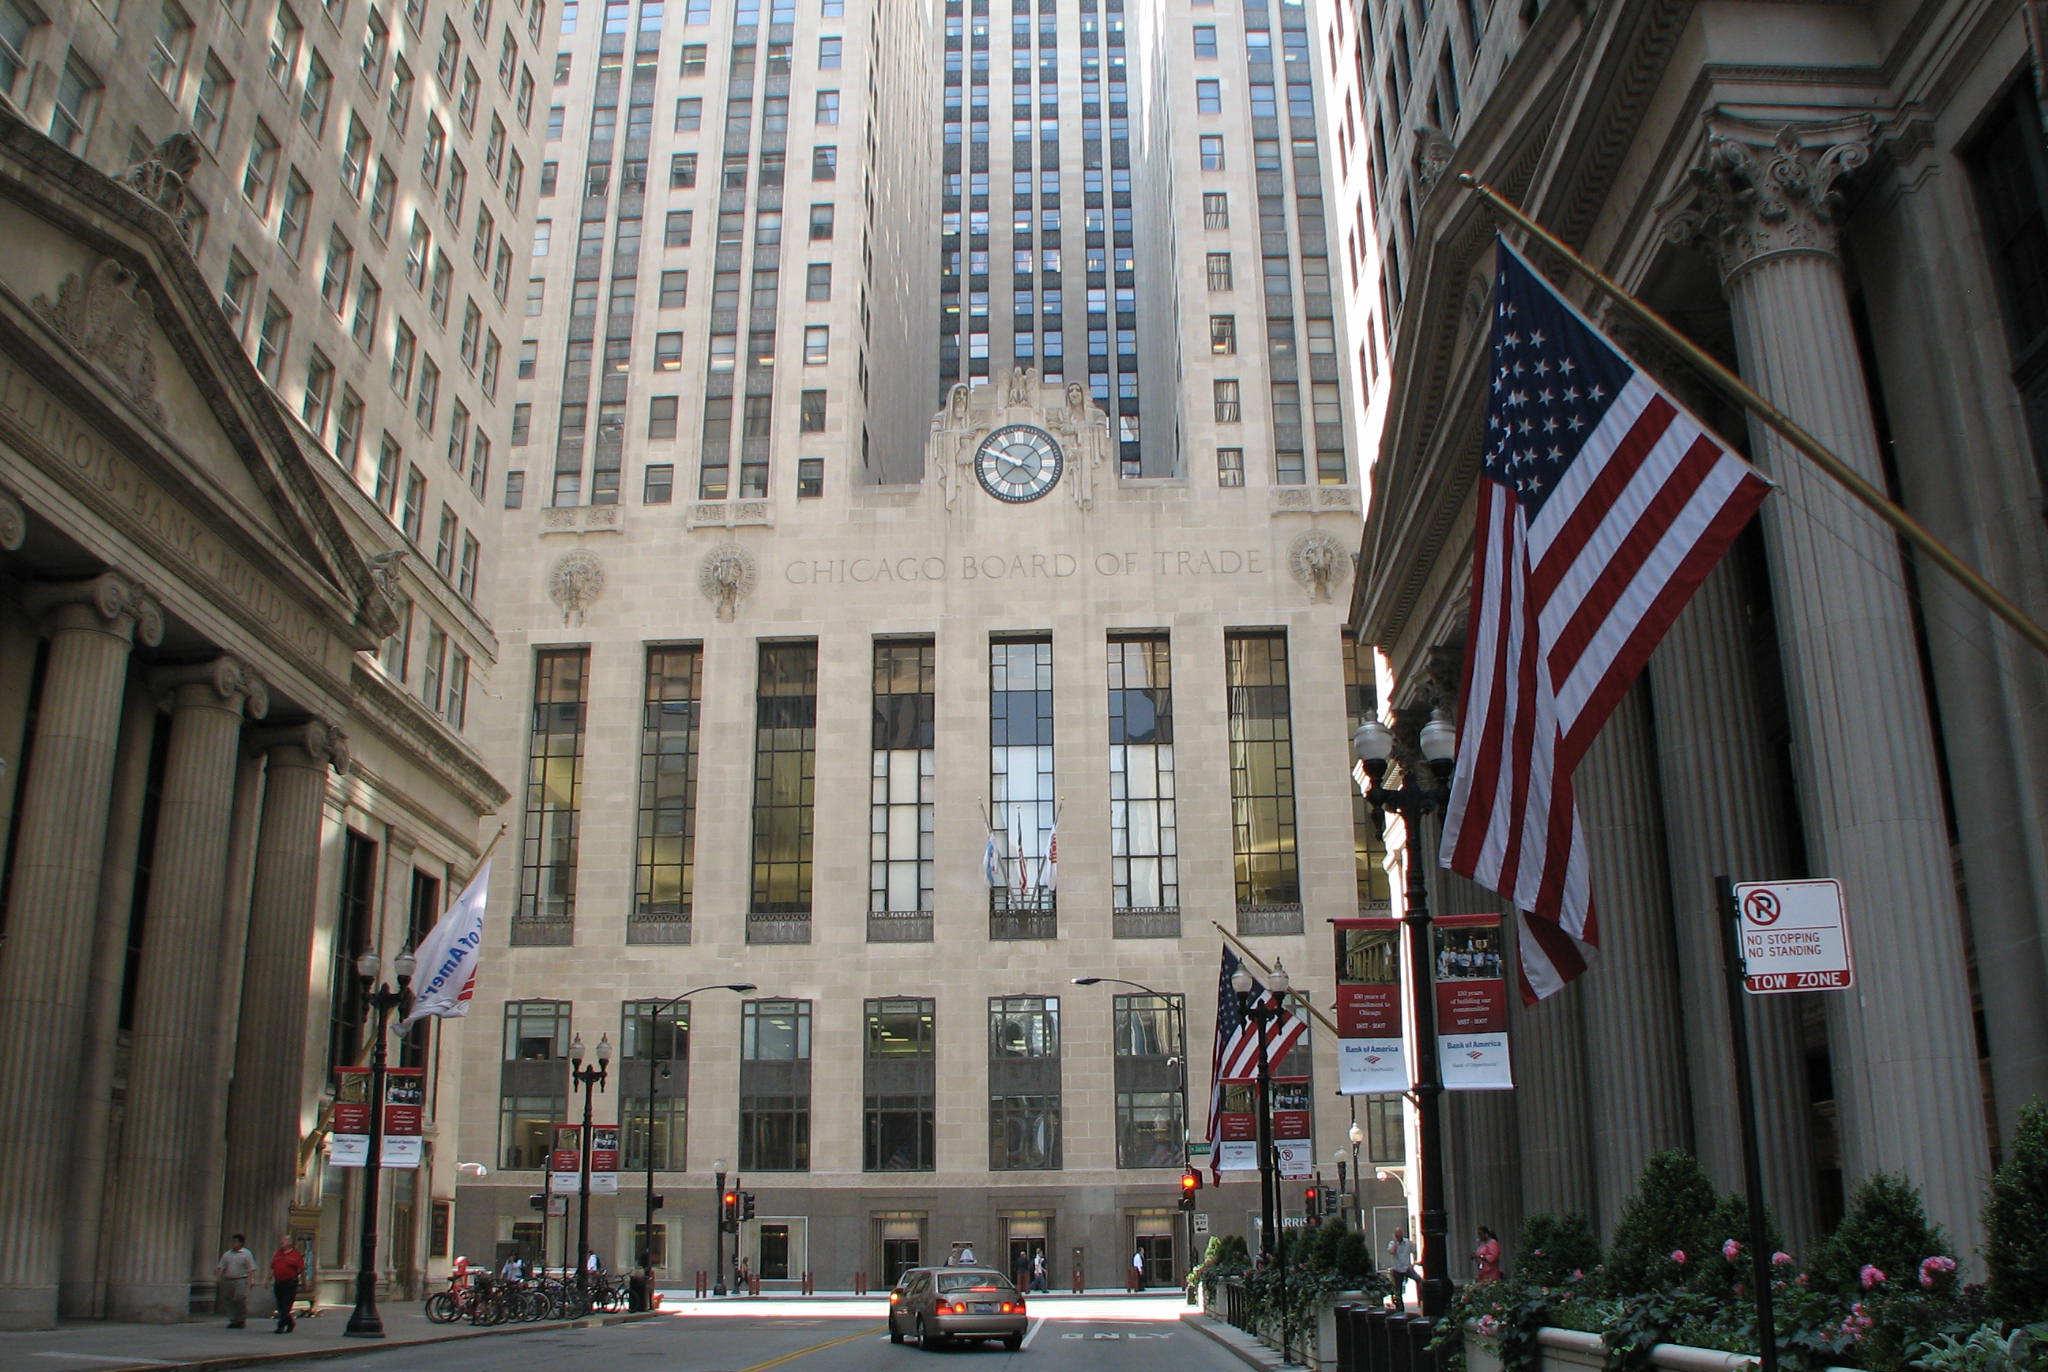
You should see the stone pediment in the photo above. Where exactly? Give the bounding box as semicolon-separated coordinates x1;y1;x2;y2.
926;366;1115;512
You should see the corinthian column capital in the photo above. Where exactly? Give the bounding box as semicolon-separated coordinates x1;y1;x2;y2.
1662;113;1879;284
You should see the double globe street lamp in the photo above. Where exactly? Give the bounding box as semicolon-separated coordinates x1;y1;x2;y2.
1351;707;1457;1319
344;949;415;1339
568;1032;612;1302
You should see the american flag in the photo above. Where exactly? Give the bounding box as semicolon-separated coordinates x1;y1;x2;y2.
1441;238;1770;1001
1205;947;1309;1173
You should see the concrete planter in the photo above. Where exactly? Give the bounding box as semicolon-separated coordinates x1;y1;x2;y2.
1465;1324;1859;1372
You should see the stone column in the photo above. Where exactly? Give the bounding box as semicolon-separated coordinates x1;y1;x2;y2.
1647;563;1821;1250
1672;114;1988;1258
1513;991;1593;1223
107;659;268;1322
1429;860;1519;1276
61;687;161;1318
1575;687;1693;1236
221;723;350;1249
0;573;161;1330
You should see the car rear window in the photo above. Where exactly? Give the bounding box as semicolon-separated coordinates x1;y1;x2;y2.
936;1272;1016;1294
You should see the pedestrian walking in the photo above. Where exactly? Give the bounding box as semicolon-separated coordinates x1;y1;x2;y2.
1013;1248;1033;1291
1385;1227;1417;1307
214;1234;256;1328
1031;1248;1047;1292
269;1235;306;1333
1473;1226;1503;1283
1130;1247;1146;1291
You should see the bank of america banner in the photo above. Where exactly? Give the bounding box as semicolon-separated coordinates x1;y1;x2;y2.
1334;917;1408;1094
382;1068;425;1168
1435;914;1514;1090
1213;1080;1258;1172
588;1125;621;1194
329;1066;370;1167
549;1123;583;1195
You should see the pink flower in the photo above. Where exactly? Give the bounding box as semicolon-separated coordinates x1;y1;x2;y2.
1669;1249;1688;1265
1840;1302;1874;1342
1476;1315;1500;1337
1570;1269;1584;1282
1771;1251;1794;1268
1795;1274;1809;1288
1859;1264;1886;1290
1919;1255;1957;1289
1722;1239;1742;1263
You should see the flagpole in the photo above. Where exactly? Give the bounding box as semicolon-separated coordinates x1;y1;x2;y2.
1456;172;2048;659
1210;920;1341;1038
455;823;509;895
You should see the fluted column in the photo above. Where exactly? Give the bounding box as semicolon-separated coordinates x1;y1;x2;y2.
0;574;161;1330
61;687;162;1318
1648;562;1820;1249
1576;687;1693;1236
1513;991;1593;1222
1429;860;1519;1274
222;723;350;1247
1672;114;1988;1260
107;659;268;1321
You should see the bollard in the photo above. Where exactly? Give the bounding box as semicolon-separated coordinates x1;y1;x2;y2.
1407;1315;1437;1372
695;1269;708;1298
1343;1303;1370;1372
1364;1307;1390;1372
1385;1314;1414;1372
1071;1267;1083;1294
750;1273;761;1297
1333;1303;1357;1372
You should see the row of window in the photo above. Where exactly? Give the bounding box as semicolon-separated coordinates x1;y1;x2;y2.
513;633;1389;934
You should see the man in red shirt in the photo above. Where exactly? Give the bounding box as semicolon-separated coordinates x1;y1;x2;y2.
270;1236;308;1334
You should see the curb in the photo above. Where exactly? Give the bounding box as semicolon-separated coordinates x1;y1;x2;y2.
126;1309;665;1372
1181;1310;1306;1372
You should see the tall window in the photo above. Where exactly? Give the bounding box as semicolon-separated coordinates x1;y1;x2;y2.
1345;635;1393;910
516;648;587;940
871;641;935;933
739;999;811;1171
621;1000;688;1170
1113;993;1185;1168
749;643;817;932
498;1000;569;1168
325;829;376;1076
864;998;936;1171
990;639;1054;937
989;996;1061;1170
1227;631;1301;924
633;647;701;939
1108;636;1177;934
1967;80;2048;500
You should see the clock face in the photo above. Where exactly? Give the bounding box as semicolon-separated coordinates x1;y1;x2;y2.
975;425;1064;503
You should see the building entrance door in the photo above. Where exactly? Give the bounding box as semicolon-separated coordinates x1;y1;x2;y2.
998;1212;1050;1290
1131;1213;1176;1286
878;1216;923;1285
758;1223;792;1280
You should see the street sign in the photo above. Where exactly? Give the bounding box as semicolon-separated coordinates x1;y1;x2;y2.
1187;1141;1211;1157
1735;878;1853;994
1192;1213;1210;1235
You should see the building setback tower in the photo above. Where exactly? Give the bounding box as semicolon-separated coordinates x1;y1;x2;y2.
455;0;1401;1286
0;0;538;1328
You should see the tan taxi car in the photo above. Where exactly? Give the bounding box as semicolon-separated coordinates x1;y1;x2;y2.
886;1266;1028;1350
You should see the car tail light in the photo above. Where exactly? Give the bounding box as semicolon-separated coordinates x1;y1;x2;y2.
948;1300;969;1315
888;1292;901;1305
999;1301;1022;1314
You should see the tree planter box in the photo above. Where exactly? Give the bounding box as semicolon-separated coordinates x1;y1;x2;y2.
1466;1324;1858;1372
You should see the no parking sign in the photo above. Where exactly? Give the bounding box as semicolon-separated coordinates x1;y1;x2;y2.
1734;878;1854;994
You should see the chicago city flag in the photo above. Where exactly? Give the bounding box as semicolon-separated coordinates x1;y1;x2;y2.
1440;239;1770;1002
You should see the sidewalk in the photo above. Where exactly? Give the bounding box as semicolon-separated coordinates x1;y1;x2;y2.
0;1301;662;1372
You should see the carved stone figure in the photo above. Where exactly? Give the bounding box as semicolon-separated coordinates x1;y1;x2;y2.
33;259;164;425
1413;126;1457;191
698;543;757;621
548;550;606;625
1005;366;1036;407
1288;529;1349;602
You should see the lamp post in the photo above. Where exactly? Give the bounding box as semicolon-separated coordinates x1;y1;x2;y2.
1229;960;1290;1254
1348;1118;1365;1237
1353;708;1457;1320
712;1158;728;1296
1071;976;1191;1279
637;984;755;1304
569;1032;612;1303
344;948;416;1339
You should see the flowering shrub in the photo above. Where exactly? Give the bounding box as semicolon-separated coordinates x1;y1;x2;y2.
1984;1100;2048;1325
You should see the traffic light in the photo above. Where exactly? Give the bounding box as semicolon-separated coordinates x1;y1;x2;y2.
741;1191;757;1221
1304;1187;1320;1224
528;1192;547;1212
650;1194;665;1210
721;1190;739;1231
1178;1168;1200;1212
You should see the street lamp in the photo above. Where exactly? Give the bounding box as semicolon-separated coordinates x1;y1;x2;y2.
1072;976;1192;1283
712;1157;730;1296
1232;959;1293;1363
569;1032;612;1303
1347;1118;1365;1237
1353;707;1457;1319
637;984;755;1304
343;948;415;1339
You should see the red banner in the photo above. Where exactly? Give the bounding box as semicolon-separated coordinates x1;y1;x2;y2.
383;1068;425;1169
1433;913;1513;1089
1270;1077;1311;1140
1333;917;1403;1036
330;1067;371;1168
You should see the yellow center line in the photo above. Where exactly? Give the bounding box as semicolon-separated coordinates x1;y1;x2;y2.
737;1324;880;1371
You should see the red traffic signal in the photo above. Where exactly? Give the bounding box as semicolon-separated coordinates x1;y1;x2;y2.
1179;1168;1201;1195
721;1190;739;1222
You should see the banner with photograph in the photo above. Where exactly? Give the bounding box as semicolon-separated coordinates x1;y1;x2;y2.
382;1068;425;1168
589;1124;620;1194
1434;913;1514;1090
1214;1080;1258;1171
549;1123;582;1195
1334;917;1408;1094
329;1067;371;1167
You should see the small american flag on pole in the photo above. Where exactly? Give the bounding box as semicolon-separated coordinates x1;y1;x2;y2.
1441;238;1770;1002
1205;947;1308;1176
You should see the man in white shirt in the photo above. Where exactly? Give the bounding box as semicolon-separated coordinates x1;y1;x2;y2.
214;1234;257;1328
1386;1228;1417;1307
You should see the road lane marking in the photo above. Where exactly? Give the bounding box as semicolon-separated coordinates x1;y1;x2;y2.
739;1326;877;1371
1020;1318;1043;1350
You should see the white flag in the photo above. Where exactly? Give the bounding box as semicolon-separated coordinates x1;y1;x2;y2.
982;830;1004;888
398;858;491;1032
1037;822;1058;892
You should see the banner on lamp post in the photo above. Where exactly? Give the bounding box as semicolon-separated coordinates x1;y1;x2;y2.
1214;1080;1257;1171
589;1124;620;1195
549;1123;582;1195
1435;913;1514;1090
382;1068;425;1168
1334;917;1408;1094
329;1067;371;1168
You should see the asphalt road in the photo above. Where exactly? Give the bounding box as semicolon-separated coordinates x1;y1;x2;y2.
246;1297;1244;1372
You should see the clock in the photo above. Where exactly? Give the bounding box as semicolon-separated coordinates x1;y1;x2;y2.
975;425;1065;503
